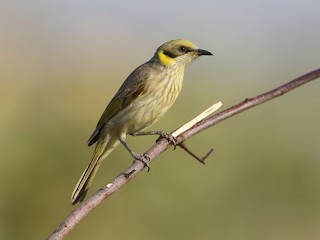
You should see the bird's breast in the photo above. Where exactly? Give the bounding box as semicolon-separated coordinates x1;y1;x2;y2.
108;65;185;135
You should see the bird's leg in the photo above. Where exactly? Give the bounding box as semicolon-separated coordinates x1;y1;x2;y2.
119;138;150;171
131;131;177;149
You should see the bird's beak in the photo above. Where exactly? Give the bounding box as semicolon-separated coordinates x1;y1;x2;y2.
196;49;213;56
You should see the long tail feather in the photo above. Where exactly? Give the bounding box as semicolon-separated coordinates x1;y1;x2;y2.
71;136;118;204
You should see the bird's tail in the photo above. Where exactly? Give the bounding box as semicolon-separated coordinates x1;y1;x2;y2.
71;135;119;205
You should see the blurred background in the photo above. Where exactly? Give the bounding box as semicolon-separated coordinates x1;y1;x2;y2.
1;1;320;239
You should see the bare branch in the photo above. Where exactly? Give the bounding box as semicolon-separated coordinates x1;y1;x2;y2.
48;68;320;240
181;68;320;139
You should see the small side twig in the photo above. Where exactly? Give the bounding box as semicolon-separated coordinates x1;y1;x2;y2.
179;142;213;164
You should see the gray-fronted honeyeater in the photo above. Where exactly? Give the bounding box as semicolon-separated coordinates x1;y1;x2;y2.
71;39;212;204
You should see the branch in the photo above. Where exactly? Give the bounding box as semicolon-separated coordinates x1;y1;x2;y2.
48;68;320;240
181;68;320;139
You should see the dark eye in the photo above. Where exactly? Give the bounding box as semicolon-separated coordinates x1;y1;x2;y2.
179;46;187;53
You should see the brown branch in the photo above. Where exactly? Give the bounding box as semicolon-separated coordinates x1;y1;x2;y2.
47;68;320;240
182;68;320;139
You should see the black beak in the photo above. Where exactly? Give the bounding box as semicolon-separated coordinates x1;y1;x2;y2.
196;49;213;56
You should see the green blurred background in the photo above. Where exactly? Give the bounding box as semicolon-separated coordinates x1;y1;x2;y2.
1;1;320;239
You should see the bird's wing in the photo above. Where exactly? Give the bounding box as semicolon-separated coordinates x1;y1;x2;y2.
87;64;150;146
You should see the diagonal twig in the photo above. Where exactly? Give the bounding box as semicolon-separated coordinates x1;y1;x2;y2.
179;142;213;164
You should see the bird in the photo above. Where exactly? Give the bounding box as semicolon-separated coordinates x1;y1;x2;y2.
71;39;213;204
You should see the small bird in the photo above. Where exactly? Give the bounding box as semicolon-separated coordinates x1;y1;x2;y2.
71;39;212;204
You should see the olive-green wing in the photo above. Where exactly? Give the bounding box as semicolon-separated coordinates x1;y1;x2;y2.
87;64;149;146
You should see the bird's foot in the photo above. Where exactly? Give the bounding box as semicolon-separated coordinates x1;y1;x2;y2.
132;153;151;172
156;131;177;149
131;130;177;149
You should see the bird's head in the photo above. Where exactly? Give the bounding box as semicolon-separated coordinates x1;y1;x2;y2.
155;39;213;67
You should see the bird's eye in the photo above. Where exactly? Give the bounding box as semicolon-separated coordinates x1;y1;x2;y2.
179;46;187;53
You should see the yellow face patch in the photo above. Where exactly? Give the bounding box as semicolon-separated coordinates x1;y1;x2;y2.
158;50;174;66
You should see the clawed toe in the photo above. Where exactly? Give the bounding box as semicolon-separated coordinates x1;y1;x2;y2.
132;153;151;172
156;131;177;149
